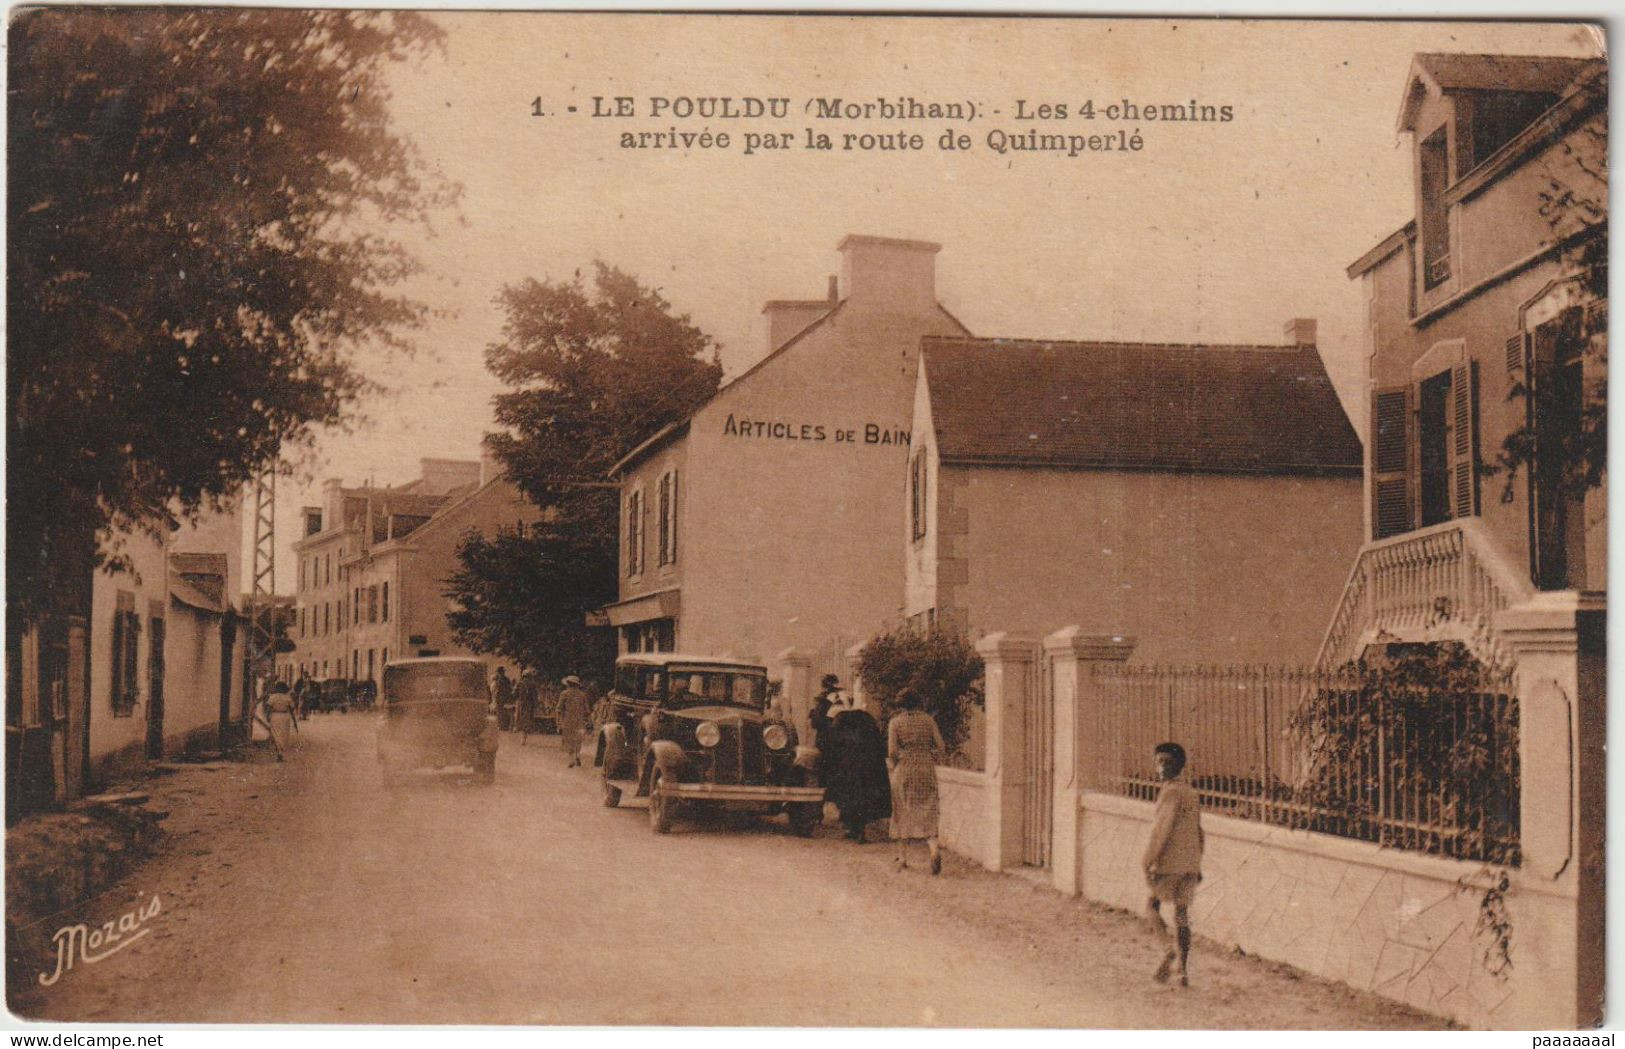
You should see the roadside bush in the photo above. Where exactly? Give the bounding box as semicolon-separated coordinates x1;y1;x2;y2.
854;625;984;757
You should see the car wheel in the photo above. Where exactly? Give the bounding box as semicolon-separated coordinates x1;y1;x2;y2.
649;768;675;834
789;803;820;837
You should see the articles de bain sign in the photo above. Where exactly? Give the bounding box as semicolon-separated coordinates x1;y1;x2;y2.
723;413;910;446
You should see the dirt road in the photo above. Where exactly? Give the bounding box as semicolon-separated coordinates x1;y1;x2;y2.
12;716;1444;1027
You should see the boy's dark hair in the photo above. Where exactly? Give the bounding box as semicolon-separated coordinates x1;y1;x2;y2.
895;688;923;711
1154;741;1187;774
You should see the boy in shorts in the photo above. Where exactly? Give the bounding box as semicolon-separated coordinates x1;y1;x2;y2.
1143;741;1203;986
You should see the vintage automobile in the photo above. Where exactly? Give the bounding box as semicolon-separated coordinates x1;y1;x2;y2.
376;657;498;786
595;653;824;834
313;678;351;714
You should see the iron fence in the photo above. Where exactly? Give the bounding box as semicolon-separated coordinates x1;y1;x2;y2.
1086;663;1519;864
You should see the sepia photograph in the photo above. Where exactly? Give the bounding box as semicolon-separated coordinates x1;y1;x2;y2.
3;8;1609;1034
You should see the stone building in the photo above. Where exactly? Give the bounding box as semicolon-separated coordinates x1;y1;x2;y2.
282;458;539;688
601;234;969;667
903;325;1364;665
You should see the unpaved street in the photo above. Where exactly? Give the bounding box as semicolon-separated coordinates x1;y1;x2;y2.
13;716;1443;1027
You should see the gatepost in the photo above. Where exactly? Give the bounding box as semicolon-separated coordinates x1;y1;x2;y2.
1496;590;1605;1028
777;648;813;750
975;632;1040;870
844;642;873;715
1044;627;1136;896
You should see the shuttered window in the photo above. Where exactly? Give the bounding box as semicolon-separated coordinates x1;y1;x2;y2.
1448;361;1479;520
1371;387;1411;539
910;449;928;542
656;470;679;566
110;594;140;716
626;489;644;577
1370;363;1479;541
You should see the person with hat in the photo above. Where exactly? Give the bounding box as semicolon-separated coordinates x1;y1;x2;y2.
557;674;591;767
809;673;841;753
1143;740;1204;987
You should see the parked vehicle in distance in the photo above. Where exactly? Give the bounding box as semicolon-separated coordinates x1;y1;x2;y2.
349;679;377;711
595;653;823;834
376;658;498;786
313;678;351;714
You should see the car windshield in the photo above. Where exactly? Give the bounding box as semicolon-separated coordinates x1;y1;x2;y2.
384;663;488;703
662;668;765;711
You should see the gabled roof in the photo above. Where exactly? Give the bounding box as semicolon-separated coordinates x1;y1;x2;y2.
1399;53;1596;131
920;337;1362;475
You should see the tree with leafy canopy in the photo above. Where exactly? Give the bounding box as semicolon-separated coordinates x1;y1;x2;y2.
7;9;454;625
445;265;723;678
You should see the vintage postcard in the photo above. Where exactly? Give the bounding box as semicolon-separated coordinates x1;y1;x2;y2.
5;10;1607;1034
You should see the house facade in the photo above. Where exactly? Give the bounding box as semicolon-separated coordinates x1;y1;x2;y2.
1330;53;1606;669
280;458;539;688
603;234;969;669
904;325;1365;665
1320;52;1606;1027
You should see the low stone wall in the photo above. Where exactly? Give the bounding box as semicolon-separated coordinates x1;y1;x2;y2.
936;767;993;868
1078;791;1577;1029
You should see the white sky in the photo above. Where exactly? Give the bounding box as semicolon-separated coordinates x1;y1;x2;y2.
261;14;1603;591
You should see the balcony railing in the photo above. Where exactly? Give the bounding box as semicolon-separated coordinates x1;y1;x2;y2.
1316;519;1534;671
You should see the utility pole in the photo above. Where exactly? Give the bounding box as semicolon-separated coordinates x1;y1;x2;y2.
244;464;277;729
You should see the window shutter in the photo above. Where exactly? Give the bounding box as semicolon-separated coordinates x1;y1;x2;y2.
1505;332;1529;383
110;611;126;711
1447;361;1478;519
669;470;678;564
1371;387;1412;538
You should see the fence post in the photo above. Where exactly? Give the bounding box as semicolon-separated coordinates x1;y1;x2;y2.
1044;627;1136;896
1496;590;1606;1028
844;641;874;715
777;648;813;752
976;632;1040;870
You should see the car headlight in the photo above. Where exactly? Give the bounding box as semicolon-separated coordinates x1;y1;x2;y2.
762;724;789;751
695;720;721;748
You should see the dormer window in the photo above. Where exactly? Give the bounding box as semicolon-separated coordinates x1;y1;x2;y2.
1419;127;1451;289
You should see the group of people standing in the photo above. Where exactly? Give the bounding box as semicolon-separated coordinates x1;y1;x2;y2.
491;666;593;766
809;674;946;875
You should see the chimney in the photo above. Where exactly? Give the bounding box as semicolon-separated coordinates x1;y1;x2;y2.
322;478;345;531
479;447;504;486
417;458;481;495
837;234;941;310
1283;318;1317;347
827;274;839;304
762;280;838;353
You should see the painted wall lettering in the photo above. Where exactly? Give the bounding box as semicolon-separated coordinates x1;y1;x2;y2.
722;414;908;447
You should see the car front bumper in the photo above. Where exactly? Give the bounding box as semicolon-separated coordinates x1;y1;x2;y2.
664;783;825;804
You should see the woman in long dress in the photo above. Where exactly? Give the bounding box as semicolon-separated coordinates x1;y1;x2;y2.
264;682;295;762
887;688;945;874
557;675;591;768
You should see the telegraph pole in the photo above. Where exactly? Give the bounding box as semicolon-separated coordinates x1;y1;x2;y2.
244;464;278;730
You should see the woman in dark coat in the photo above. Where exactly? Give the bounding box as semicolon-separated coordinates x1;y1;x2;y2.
824;694;892;843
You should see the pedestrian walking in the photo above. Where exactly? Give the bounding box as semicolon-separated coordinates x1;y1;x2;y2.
493;667;515;732
557;675;591;767
825;692;891;843
258;681;295;762
514;669;540;742
292;675;312;721
886;688;945;874
1143;741;1204;987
